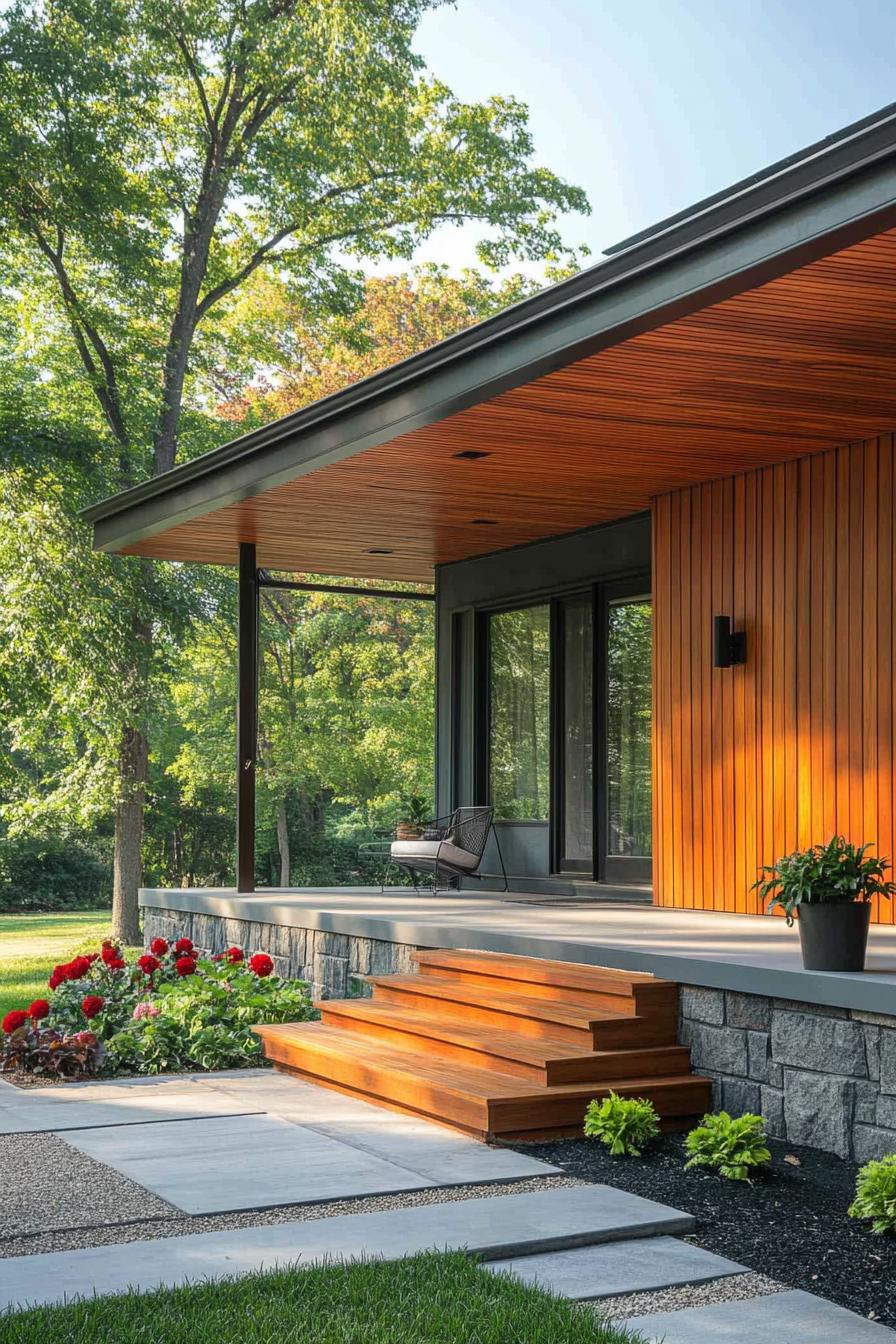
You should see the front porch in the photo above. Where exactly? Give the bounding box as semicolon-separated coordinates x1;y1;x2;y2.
142;887;896;1163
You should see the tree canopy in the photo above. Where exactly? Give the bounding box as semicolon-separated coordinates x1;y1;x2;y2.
0;0;589;929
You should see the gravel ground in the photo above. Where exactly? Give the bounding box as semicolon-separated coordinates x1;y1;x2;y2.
0;1160;583;1258
594;1268;786;1320
510;1133;896;1327
0;1134;177;1235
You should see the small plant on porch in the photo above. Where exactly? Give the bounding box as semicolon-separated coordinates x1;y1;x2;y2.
752;836;895;971
395;796;431;840
753;836;896;924
684;1111;771;1181
849;1153;896;1234
583;1091;660;1156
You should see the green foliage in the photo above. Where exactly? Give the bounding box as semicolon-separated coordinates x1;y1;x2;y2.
849;1153;896;1235
12;938;314;1077
684;1111;771;1181
0;1251;642;1344
0;0;588;928
0;1024;105;1080
583;1091;661;1157
753;836;896;925
0;835;110;912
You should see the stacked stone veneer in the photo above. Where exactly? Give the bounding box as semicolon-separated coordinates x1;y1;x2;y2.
679;986;896;1163
142;906;428;1002
143;903;896;1163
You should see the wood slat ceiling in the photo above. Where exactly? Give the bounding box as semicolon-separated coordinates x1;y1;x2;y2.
125;227;896;581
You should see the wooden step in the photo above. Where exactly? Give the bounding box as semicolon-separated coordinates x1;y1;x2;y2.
254;1022;713;1140
366;974;679;1048
414;949;678;1016
319;998;692;1085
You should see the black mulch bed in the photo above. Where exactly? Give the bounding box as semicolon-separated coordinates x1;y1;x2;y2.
510;1132;896;1327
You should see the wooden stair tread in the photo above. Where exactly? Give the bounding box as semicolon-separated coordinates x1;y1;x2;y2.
415;948;670;996
319;999;597;1062
255;1022;709;1106
364;973;631;1027
319;998;687;1078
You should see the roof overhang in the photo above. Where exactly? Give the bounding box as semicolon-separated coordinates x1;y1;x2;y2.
85;103;896;582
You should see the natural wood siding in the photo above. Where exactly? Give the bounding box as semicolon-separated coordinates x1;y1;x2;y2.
652;433;896;924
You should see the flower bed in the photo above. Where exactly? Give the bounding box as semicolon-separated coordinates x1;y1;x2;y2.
0;936;314;1081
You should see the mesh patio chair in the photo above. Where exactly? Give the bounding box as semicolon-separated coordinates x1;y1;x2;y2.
389;805;508;893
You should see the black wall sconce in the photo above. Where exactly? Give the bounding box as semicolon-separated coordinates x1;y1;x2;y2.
712;615;746;668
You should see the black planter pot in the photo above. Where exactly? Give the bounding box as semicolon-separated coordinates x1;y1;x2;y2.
797;901;872;971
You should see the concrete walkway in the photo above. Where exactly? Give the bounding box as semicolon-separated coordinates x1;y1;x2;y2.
1;1071;893;1338
2;1071;554;1211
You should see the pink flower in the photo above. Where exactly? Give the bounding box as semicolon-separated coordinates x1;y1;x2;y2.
132;1002;160;1021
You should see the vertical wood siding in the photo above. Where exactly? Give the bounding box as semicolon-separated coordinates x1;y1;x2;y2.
652;434;896;924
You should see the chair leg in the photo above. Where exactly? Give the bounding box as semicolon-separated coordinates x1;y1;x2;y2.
492;826;509;892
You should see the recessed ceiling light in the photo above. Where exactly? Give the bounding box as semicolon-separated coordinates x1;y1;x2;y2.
471;518;498;526
453;450;491;460
366;547;394;554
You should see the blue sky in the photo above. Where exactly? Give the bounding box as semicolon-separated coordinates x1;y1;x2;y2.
408;0;896;269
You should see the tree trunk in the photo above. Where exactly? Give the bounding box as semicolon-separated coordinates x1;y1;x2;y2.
111;725;148;945
276;798;291;888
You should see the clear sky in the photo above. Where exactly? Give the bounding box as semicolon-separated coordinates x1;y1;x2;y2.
407;0;896;269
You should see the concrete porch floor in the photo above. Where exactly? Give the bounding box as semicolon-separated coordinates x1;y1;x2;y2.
140;886;896;1015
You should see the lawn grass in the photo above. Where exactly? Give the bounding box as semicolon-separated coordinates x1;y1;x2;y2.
0;1252;642;1344
0;910;137;1019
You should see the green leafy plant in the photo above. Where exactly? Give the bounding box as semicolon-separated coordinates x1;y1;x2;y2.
849;1153;896;1234
752;835;896;924
583;1091;660;1156
685;1111;771;1181
5;934;315;1078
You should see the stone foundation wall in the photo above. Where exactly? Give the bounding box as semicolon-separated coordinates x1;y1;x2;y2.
142;906;429;1001
679;986;896;1163
143;903;896;1163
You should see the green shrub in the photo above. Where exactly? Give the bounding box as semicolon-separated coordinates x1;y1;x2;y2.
684;1111;771;1181
849;1153;896;1234
2;936;315;1079
583;1091;660;1156
0;836;110;912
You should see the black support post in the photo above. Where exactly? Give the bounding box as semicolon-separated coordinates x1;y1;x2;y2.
236;543;258;892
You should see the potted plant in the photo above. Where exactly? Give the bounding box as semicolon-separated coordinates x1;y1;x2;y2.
753;835;895;971
394;796;430;841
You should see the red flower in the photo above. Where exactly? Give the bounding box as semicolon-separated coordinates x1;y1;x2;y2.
48;964;66;990
108;958;126;971
150;937;169;956
174;937;193;955
175;955;197;977
248;953;274;978
224;946;244;964
85;953;100;965
100;944;121;966
137;954;161;976
2;1010;27;1034
66;956;92;980
27;999;50;1021
81;995;105;1020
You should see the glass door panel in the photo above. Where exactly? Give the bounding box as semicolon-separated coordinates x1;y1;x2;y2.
605;595;652;883
558;595;593;872
488;605;551;820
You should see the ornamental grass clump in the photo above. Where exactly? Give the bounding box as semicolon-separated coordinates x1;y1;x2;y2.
583;1091;660;1156
0;933;315;1081
684;1111;771;1181
848;1153;896;1234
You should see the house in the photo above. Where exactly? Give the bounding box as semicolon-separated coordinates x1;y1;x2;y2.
84;103;896;1157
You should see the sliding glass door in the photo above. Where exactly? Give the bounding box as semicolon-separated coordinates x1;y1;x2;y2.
481;579;652;885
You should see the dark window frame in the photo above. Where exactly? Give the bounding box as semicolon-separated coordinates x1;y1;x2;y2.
474;573;651;884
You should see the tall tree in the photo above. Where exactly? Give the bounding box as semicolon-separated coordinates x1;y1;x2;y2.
0;0;588;936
